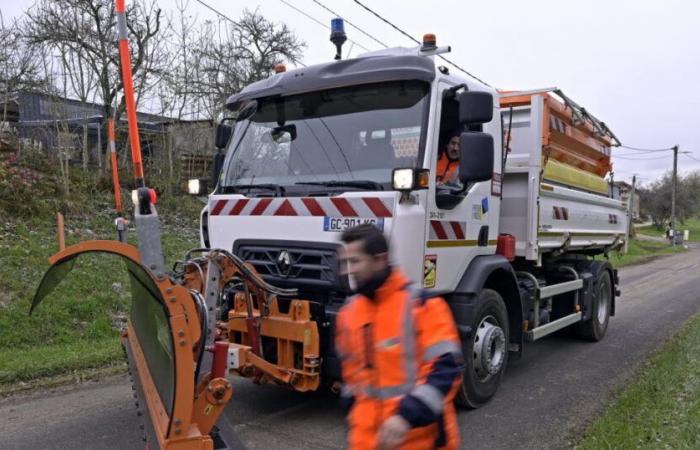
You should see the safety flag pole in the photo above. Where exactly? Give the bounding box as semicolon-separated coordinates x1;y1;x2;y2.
114;0;165;274
108;118;123;214
115;0;146;190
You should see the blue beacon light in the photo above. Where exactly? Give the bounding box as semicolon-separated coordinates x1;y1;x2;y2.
330;18;347;60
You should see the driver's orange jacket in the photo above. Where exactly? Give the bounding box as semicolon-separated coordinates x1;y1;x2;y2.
436;154;459;183
335;270;463;450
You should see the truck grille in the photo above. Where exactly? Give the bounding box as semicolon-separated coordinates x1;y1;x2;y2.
233;240;348;293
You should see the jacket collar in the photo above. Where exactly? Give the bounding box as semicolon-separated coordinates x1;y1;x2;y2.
371;269;410;304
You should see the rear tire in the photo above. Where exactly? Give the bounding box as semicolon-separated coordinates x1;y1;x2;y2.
456;289;509;408
575;271;612;341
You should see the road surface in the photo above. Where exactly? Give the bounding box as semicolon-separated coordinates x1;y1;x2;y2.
2;247;699;449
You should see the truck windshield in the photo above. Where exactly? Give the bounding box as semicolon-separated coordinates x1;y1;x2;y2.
221;80;430;191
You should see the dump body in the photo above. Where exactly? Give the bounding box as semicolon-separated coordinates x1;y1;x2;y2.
499;91;627;261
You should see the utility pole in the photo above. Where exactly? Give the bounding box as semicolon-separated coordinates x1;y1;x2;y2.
671;145;678;245
628;174;637;237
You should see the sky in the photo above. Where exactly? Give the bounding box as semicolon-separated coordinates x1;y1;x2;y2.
3;0;700;185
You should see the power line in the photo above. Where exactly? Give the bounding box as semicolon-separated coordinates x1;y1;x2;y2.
352;0;420;45
616;144;675;152
683;153;700;163
310;0;389;49
614;154;671;161
193;0;237;25
277;0;371;53
351;0;492;87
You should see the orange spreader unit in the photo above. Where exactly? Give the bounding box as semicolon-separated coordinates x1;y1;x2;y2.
500;89;619;177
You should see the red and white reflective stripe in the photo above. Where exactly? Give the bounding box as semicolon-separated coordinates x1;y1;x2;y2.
553;206;569;220
209;197;394;217
429;221;466;240
608;214;618;224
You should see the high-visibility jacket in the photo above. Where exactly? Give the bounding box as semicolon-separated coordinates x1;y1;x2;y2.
436;154;459;184
335;269;463;450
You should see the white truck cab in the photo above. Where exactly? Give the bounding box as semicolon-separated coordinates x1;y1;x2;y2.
194;33;627;406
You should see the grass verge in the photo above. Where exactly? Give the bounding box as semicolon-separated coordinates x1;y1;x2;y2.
606;238;686;269
636;217;700;242
577;312;700;449
0;191;202;395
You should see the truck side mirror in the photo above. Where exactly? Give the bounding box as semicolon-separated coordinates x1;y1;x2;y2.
459;132;494;184
215;123;232;149
458;91;493;125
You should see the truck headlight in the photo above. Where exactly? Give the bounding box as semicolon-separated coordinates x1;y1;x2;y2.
392;168;430;192
187;179;203;195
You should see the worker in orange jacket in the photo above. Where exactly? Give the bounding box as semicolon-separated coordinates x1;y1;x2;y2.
335;224;463;450
436;131;461;186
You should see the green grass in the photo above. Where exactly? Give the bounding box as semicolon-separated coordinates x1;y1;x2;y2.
577;313;700;449
636;217;700;243
0;192;202;392
605;238;685;269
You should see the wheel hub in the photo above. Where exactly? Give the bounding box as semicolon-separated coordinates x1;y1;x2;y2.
473;316;506;380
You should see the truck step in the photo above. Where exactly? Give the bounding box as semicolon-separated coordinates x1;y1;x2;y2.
525;312;582;342
539;279;583;298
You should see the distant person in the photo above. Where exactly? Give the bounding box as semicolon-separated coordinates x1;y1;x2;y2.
436;131;461;186
335;224;463;450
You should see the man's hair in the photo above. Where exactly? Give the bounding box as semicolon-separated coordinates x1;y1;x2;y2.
340;224;388;256
439;129;462;155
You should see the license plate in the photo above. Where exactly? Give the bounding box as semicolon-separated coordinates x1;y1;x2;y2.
323;217;384;232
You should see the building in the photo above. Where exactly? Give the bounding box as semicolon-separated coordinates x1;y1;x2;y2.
2;90;216;180
612;181;640;221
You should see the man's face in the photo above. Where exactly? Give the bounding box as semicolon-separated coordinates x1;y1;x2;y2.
341;240;388;288
446;136;460;159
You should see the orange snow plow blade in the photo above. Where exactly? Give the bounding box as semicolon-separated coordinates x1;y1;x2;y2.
31;241;322;449
31;241;242;450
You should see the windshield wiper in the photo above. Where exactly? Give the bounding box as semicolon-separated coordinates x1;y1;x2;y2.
219;184;286;196
295;180;384;191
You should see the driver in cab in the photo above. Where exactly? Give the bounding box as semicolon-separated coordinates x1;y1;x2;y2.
436;131;461;187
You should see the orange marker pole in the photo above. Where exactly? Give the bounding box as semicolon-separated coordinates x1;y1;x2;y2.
108;118;123;214
115;0;145;188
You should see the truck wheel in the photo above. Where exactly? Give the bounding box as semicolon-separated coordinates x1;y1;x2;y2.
575;271;612;341
457;289;509;408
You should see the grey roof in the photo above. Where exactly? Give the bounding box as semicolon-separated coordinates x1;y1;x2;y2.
13;90;171;124
225;54;436;111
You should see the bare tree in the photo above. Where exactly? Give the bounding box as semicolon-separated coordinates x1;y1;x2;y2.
0;11;43;122
163;9;305;121
24;0;165;131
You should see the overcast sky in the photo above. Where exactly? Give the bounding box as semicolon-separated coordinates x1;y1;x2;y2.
3;0;699;185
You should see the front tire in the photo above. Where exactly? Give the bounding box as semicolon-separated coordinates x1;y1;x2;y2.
456;289;509;408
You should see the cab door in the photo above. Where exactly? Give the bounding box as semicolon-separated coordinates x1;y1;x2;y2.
422;81;500;292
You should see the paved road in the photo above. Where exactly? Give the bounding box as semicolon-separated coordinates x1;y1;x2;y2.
2;248;699;450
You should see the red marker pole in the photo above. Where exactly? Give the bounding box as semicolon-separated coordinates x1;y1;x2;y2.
108;117;128;242
108;118;123;214
114;0;163;268
115;0;145;189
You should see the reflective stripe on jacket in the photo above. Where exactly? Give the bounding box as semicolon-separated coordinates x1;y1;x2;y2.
335;269;463;450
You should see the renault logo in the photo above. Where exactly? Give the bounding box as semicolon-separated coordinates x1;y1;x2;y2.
276;250;292;277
